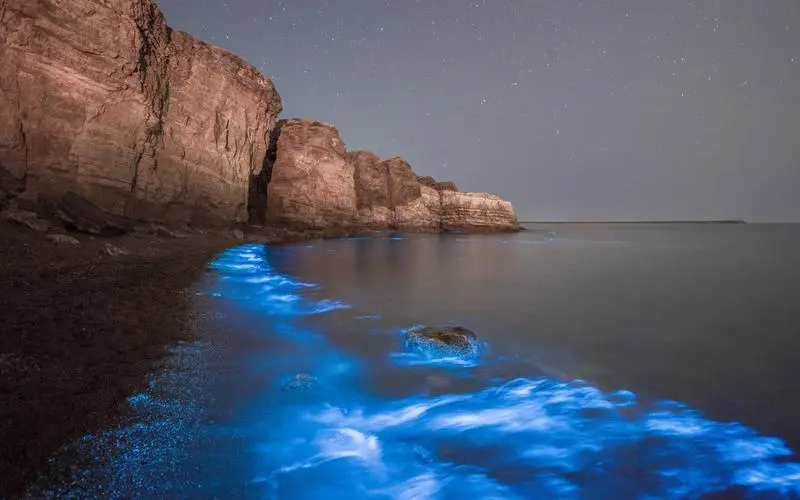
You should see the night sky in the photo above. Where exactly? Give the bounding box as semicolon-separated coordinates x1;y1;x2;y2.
157;0;799;222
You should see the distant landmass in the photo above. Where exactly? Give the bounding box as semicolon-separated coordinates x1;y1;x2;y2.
519;220;747;224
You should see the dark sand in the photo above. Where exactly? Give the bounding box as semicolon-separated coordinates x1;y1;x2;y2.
0;222;310;497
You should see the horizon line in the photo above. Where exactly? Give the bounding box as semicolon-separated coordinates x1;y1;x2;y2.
518;220;754;224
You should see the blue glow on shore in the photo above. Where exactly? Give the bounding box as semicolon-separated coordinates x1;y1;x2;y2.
28;243;800;498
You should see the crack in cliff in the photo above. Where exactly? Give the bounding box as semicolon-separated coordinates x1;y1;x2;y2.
130;149;143;195
14;74;28;177
247;119;285;223
18;122;27;174
128;2;172;215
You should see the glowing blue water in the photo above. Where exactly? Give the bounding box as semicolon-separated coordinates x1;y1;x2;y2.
28;234;800;498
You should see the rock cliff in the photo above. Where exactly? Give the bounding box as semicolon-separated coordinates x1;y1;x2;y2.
262;119;356;229
440;191;518;232
257;118;517;232
1;0;515;232
0;0;281;226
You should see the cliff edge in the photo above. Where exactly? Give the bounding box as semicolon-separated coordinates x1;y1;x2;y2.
0;0;516;232
253;118;518;232
0;0;282;226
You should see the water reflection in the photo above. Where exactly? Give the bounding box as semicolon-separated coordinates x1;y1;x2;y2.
28;240;800;498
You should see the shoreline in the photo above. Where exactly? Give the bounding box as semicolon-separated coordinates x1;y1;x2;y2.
0;222;317;497
0;220;510;496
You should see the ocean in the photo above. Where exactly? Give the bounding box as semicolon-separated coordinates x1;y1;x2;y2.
28;224;800;498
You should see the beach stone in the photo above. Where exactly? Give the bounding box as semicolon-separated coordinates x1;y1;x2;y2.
45;234;80;246
56;192;133;236
148;223;178;238
406;326;478;359
1;204;49;232
101;242;129;257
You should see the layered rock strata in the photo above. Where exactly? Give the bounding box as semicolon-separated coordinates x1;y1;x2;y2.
0;0;282;226
256;118;517;232
1;0;515;232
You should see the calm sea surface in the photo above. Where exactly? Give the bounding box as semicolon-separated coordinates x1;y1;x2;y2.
29;224;800;498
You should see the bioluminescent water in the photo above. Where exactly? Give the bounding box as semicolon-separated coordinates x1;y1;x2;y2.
28;225;800;498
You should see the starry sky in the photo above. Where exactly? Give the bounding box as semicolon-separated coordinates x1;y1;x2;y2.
157;0;799;222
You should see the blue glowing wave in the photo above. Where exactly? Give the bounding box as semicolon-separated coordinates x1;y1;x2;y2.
204;244;351;316
27;242;800;499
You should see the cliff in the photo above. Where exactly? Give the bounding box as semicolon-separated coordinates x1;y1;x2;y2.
0;0;282;226
1;0;516;232
255;118;518;232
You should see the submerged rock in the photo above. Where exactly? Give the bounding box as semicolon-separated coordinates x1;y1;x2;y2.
321;225;351;239
406;326;478;359
426;374;452;389
282;373;319;392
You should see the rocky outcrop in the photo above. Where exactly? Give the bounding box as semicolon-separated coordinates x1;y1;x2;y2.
258;118;517;232
385;157;440;232
55;192;134;235
406;326;479;359
1;202;49;232
262;119;356;229
1;1;513;232
348;150;393;228
417;175;458;193
440;191;518;232
0;0;281;227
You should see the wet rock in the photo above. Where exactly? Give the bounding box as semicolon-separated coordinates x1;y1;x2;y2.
45;234;80;246
56;192;133;236
1;204;49;232
321;225;350;240
282;373;319;392
231;229;244;240
406;326;478;359
101;243;129;257
426;374;451;389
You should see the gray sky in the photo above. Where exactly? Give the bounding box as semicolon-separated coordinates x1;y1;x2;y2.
158;0;799;222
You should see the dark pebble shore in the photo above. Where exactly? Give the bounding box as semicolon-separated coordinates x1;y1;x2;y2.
0;222;318;497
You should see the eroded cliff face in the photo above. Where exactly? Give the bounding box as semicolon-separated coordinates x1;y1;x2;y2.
260;118;517;232
0;0;281;226
440;191;518;232
263;119;357;229
1;0;512;231
348;150;393;228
